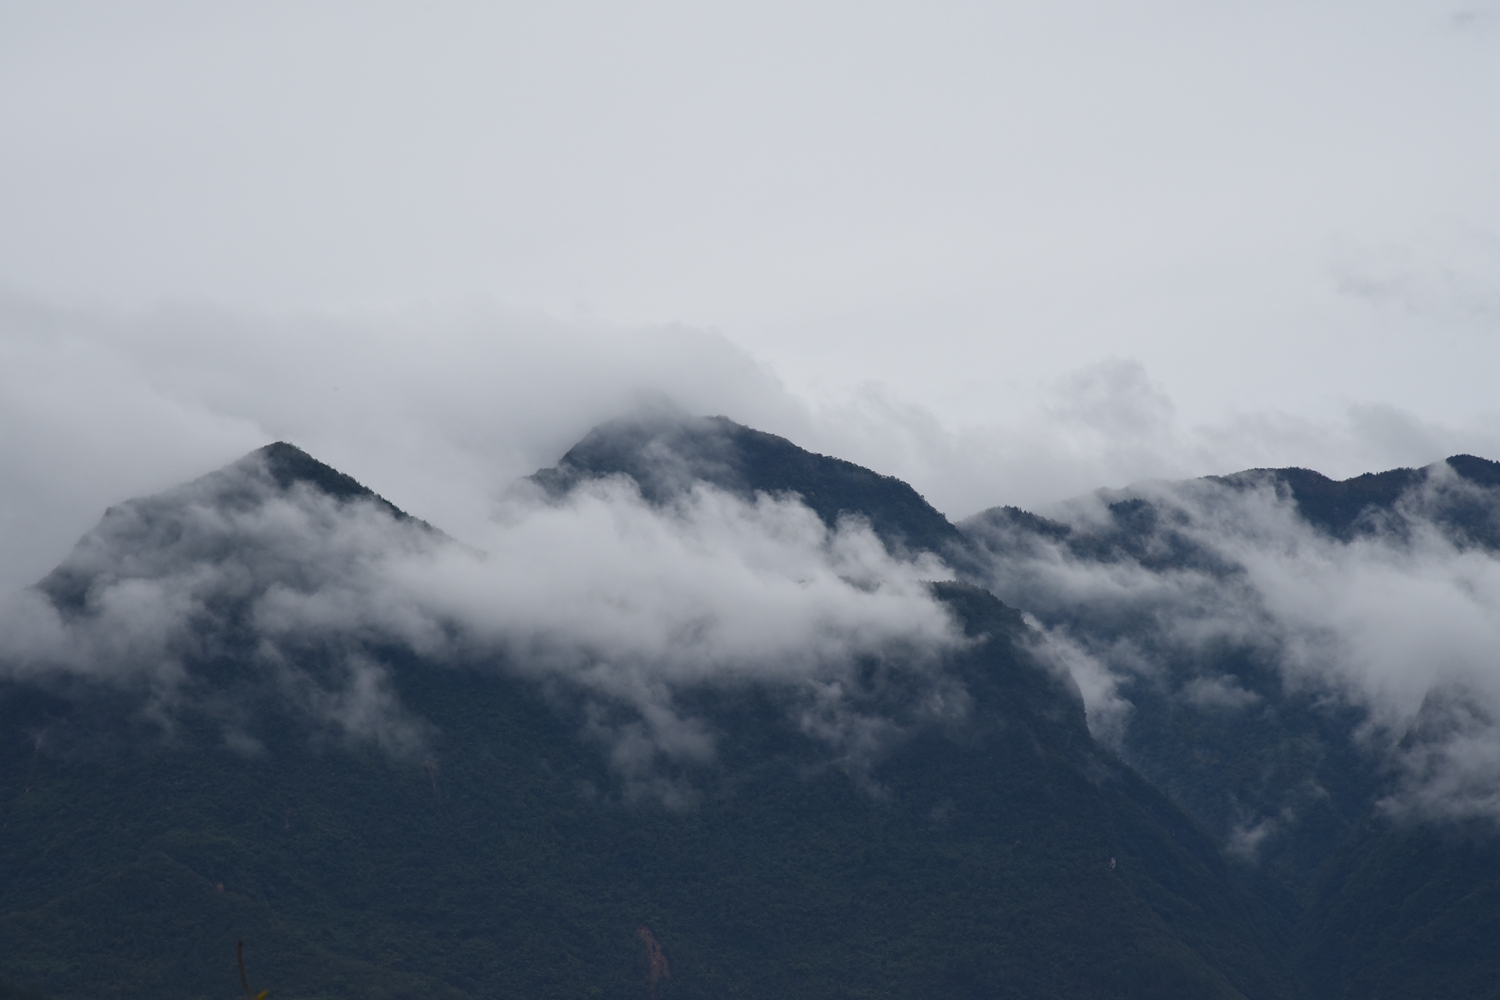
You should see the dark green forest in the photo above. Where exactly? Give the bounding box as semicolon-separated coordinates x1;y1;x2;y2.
3;419;1499;998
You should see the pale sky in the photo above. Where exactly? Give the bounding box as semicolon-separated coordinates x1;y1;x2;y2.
3;1;1500;588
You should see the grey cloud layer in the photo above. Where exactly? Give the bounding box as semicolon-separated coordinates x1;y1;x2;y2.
968;468;1500;825
1;453;961;797
7;316;1500;822
9;296;1500;597
4;3;1497;447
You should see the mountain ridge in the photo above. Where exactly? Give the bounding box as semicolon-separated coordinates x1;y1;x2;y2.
6;417;1500;999
530;411;974;568
0;418;1314;999
960;447;1500;999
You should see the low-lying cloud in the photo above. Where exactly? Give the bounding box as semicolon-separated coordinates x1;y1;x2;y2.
0;450;961;801
9;294;1500;599
967;466;1500;828
11;294;1500;820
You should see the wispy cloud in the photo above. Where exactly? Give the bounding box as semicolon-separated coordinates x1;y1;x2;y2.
1;447;963;799
967;465;1500;827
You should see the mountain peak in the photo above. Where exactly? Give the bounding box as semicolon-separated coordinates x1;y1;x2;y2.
1445;453;1500;487
250;441;409;519
531;411;971;563
35;442;416;612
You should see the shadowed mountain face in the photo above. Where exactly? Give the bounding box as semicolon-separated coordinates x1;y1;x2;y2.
35;442;420;616
966;455;1500;575
1213;455;1500;547
530;411;975;568
961;454;1500;841
962;454;1500;998
0;426;1303;1000
8;415;1500;1000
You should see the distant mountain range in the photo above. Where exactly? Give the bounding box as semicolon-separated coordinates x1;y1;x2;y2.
2;413;1498;999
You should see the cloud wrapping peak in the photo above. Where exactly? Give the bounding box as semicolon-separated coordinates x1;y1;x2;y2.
967;465;1500;827
2;450;962;796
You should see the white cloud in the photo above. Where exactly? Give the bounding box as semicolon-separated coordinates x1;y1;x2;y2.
3;2;1500;476
15;294;1500;602
968;466;1500;824
1;447;963;796
1182;676;1261;711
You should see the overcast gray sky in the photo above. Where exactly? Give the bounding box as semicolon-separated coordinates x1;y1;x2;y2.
3;1;1500;588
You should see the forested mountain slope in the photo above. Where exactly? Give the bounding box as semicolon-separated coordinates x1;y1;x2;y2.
0;433;1297;999
962;454;1500;997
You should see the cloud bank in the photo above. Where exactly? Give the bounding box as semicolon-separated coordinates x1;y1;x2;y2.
0;448;962;800
8;294;1500;599
8;352;1500;823
967;465;1500;827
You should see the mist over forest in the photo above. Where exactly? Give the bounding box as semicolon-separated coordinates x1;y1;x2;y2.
5;4;1500;997
5;409;1500;998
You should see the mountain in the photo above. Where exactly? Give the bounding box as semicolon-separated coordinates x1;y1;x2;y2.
1210;455;1500;547
1297;812;1500;1000
0;429;1302;999
10;419;1499;999
960;455;1500;873
529;410;974;567
961;454;1500;997
35;441;424;615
